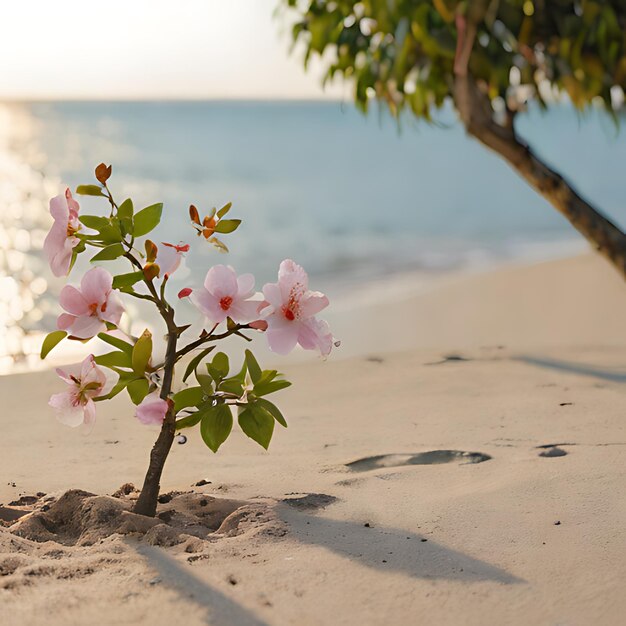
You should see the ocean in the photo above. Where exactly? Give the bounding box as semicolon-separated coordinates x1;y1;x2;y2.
0;100;624;368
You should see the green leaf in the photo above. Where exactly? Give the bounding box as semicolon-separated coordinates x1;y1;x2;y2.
207;352;229;382
175;412;203;430
98;332;134;355
182;346;215;383
94;377;128;401
97;223;123;244
94;351;132;368
173;386;205;412
132;330;152;375
40;330;67;359
127;378;149;405
200;404;233;453
80;215;110;230
216;202;232;219
133;203;163;237
245;349;262;384
91;243;124;262
253;378;292;397
218;378;244;397
112;271;144;290
213;219;241;234
76;184;104;197
117;198;134;235
238;404;274;450
196;373;214;395
255;397;288;428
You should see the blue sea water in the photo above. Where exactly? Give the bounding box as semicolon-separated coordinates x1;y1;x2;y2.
0;100;624;364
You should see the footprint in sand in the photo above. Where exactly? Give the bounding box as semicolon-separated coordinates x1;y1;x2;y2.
345;450;491;472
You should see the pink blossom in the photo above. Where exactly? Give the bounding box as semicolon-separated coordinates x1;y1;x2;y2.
43;188;81;276
186;265;259;324
57;266;124;339
48;354;106;427
135;391;168;426
157;242;189;277
259;259;333;356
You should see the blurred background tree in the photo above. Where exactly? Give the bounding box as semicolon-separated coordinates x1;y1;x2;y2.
282;0;626;278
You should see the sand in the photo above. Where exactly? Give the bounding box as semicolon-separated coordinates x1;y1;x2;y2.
1;252;625;625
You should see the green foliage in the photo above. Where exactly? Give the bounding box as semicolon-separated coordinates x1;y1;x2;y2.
207;351;229;382
117;199;134;235
40;330;67;359
254;397;288;428
175;349;291;452
91;243;125;261
76;184;104;196
112;271;144;290
283;0;626;119
98;332;134;355
238;404;275;450
183;347;216;382
200;403;233;452
133;203;163;237
132;330;153;375
213;219;241;234
94;351;132;368
127;378;150;405
173;386;205;412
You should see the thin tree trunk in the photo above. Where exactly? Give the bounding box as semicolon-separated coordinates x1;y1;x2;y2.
453;73;626;279
133;328;178;517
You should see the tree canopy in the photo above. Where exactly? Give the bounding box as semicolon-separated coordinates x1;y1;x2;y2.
284;0;625;120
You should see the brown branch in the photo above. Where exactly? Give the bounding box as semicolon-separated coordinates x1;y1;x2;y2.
453;73;626;279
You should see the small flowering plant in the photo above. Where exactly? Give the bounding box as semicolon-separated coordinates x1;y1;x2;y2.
41;164;333;517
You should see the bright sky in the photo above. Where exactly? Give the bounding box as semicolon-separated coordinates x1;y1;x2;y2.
0;0;342;100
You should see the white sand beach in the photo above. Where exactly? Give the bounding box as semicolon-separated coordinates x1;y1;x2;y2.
1;253;625;625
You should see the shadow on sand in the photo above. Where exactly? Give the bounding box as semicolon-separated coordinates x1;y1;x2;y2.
133;542;268;626
277;505;523;585
515;355;626;383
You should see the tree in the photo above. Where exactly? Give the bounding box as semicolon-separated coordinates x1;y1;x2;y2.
282;0;626;278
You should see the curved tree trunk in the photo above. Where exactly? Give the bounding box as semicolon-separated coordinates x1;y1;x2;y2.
454;73;626;279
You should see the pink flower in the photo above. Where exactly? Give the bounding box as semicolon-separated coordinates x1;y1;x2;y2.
186;265;259;324
43;188;81;277
135;391;168;426
57;266;124;339
157;242;189;277
48;354;106;427
259;259;333;356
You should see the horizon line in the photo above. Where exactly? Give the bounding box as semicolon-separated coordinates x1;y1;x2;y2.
0;95;348;105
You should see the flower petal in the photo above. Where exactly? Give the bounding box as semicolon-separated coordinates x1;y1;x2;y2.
49;193;69;222
228;298;262;324
59;285;89;316
57;313;77;331
67;315;105;339
298;317;333;356
80;267;113;305
190;288;228;323
100;290;124;325
299;292;329;318
136;391;168;425
83;398;97;426
266;323;299;355
204;265;237;298
236;273;255;298
49;391;85;427
278;259;308;301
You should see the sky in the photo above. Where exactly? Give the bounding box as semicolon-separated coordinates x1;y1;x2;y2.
0;0;343;100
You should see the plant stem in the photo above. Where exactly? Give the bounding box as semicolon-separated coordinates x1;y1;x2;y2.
133;312;178;517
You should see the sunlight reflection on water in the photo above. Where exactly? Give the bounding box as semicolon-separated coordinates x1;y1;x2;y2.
0;103;58;372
